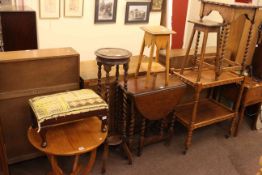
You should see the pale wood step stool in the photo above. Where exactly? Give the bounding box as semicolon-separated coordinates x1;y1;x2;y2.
135;25;176;85
180;19;224;82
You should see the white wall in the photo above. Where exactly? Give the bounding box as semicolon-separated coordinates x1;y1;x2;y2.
23;0;162;60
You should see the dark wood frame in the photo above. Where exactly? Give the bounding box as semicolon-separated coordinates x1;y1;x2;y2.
64;0;84;17
125;2;150;24
94;0;117;23
151;0;163;12
39;0;60;19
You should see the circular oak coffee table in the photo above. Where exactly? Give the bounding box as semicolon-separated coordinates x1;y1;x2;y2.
28;117;107;175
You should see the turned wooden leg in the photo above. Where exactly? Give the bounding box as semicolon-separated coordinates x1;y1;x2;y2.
97;62;102;96
40;129;48;148
128;99;135;150
135;35;146;78
167;112;175;145
192;31;201;69
215;30;221;81
219;24;230;76
231;79;245;137
47;155;63;175
184;87;201;154
121;142;133;165
196;31;208;82
122;63;132;164
165;39;171;86
82;149;97;175
160;119;165;138
233;106;245;137
101;140;108;174
138;118;146;157
184;128;194;155
180;28;196;74
241;21;254;75
104;64;112;130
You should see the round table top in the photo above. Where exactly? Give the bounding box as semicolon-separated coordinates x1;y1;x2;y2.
28;117;107;156
95;48;132;65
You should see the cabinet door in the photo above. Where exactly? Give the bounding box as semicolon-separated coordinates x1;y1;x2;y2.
1;11;38;51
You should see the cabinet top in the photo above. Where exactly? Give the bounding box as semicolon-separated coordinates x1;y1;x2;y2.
0;47;80;62
0;5;34;12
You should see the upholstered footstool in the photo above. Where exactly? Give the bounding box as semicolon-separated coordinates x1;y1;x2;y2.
29;89;108;148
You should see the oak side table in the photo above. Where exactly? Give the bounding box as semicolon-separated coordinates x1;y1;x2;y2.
95;48;133;169
119;73;186;156
28;117;107;175
173;69;245;154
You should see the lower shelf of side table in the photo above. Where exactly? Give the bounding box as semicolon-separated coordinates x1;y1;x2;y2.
175;99;235;129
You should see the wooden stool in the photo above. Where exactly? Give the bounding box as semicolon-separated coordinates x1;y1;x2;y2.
180;19;223;82
95;48;132;172
29;89;108;148
28;117;107;175
135;26;176;86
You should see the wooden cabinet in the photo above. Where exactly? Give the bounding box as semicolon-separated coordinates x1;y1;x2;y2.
0;48;80;175
0;6;38;51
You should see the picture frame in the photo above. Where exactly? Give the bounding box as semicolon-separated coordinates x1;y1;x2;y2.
39;0;60;19
94;0;118;23
125;2;150;24
151;0;163;12
64;0;84;17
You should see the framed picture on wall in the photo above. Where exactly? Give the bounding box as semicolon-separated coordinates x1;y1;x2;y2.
64;0;84;17
39;0;60;19
125;2;150;24
94;0;118;23
151;0;163;11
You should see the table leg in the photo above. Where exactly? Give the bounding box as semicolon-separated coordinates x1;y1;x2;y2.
97;62;102;96
184;87;201;154
104;64;112;131
128;98;135;150
70;155;81;175
241;18;255;75
146;43;155;86
135;35;146;78
167;111;175;145
234;106;245;137
219;24;230;75
47;155;63;175
180;28;196;74
82;149;97;175
215;29;221;80
165;38;170;86
197;32;208;82
193;31;201;70
101;140;108;174
232;79;245;137
122;63;132;164
138;117;146;157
